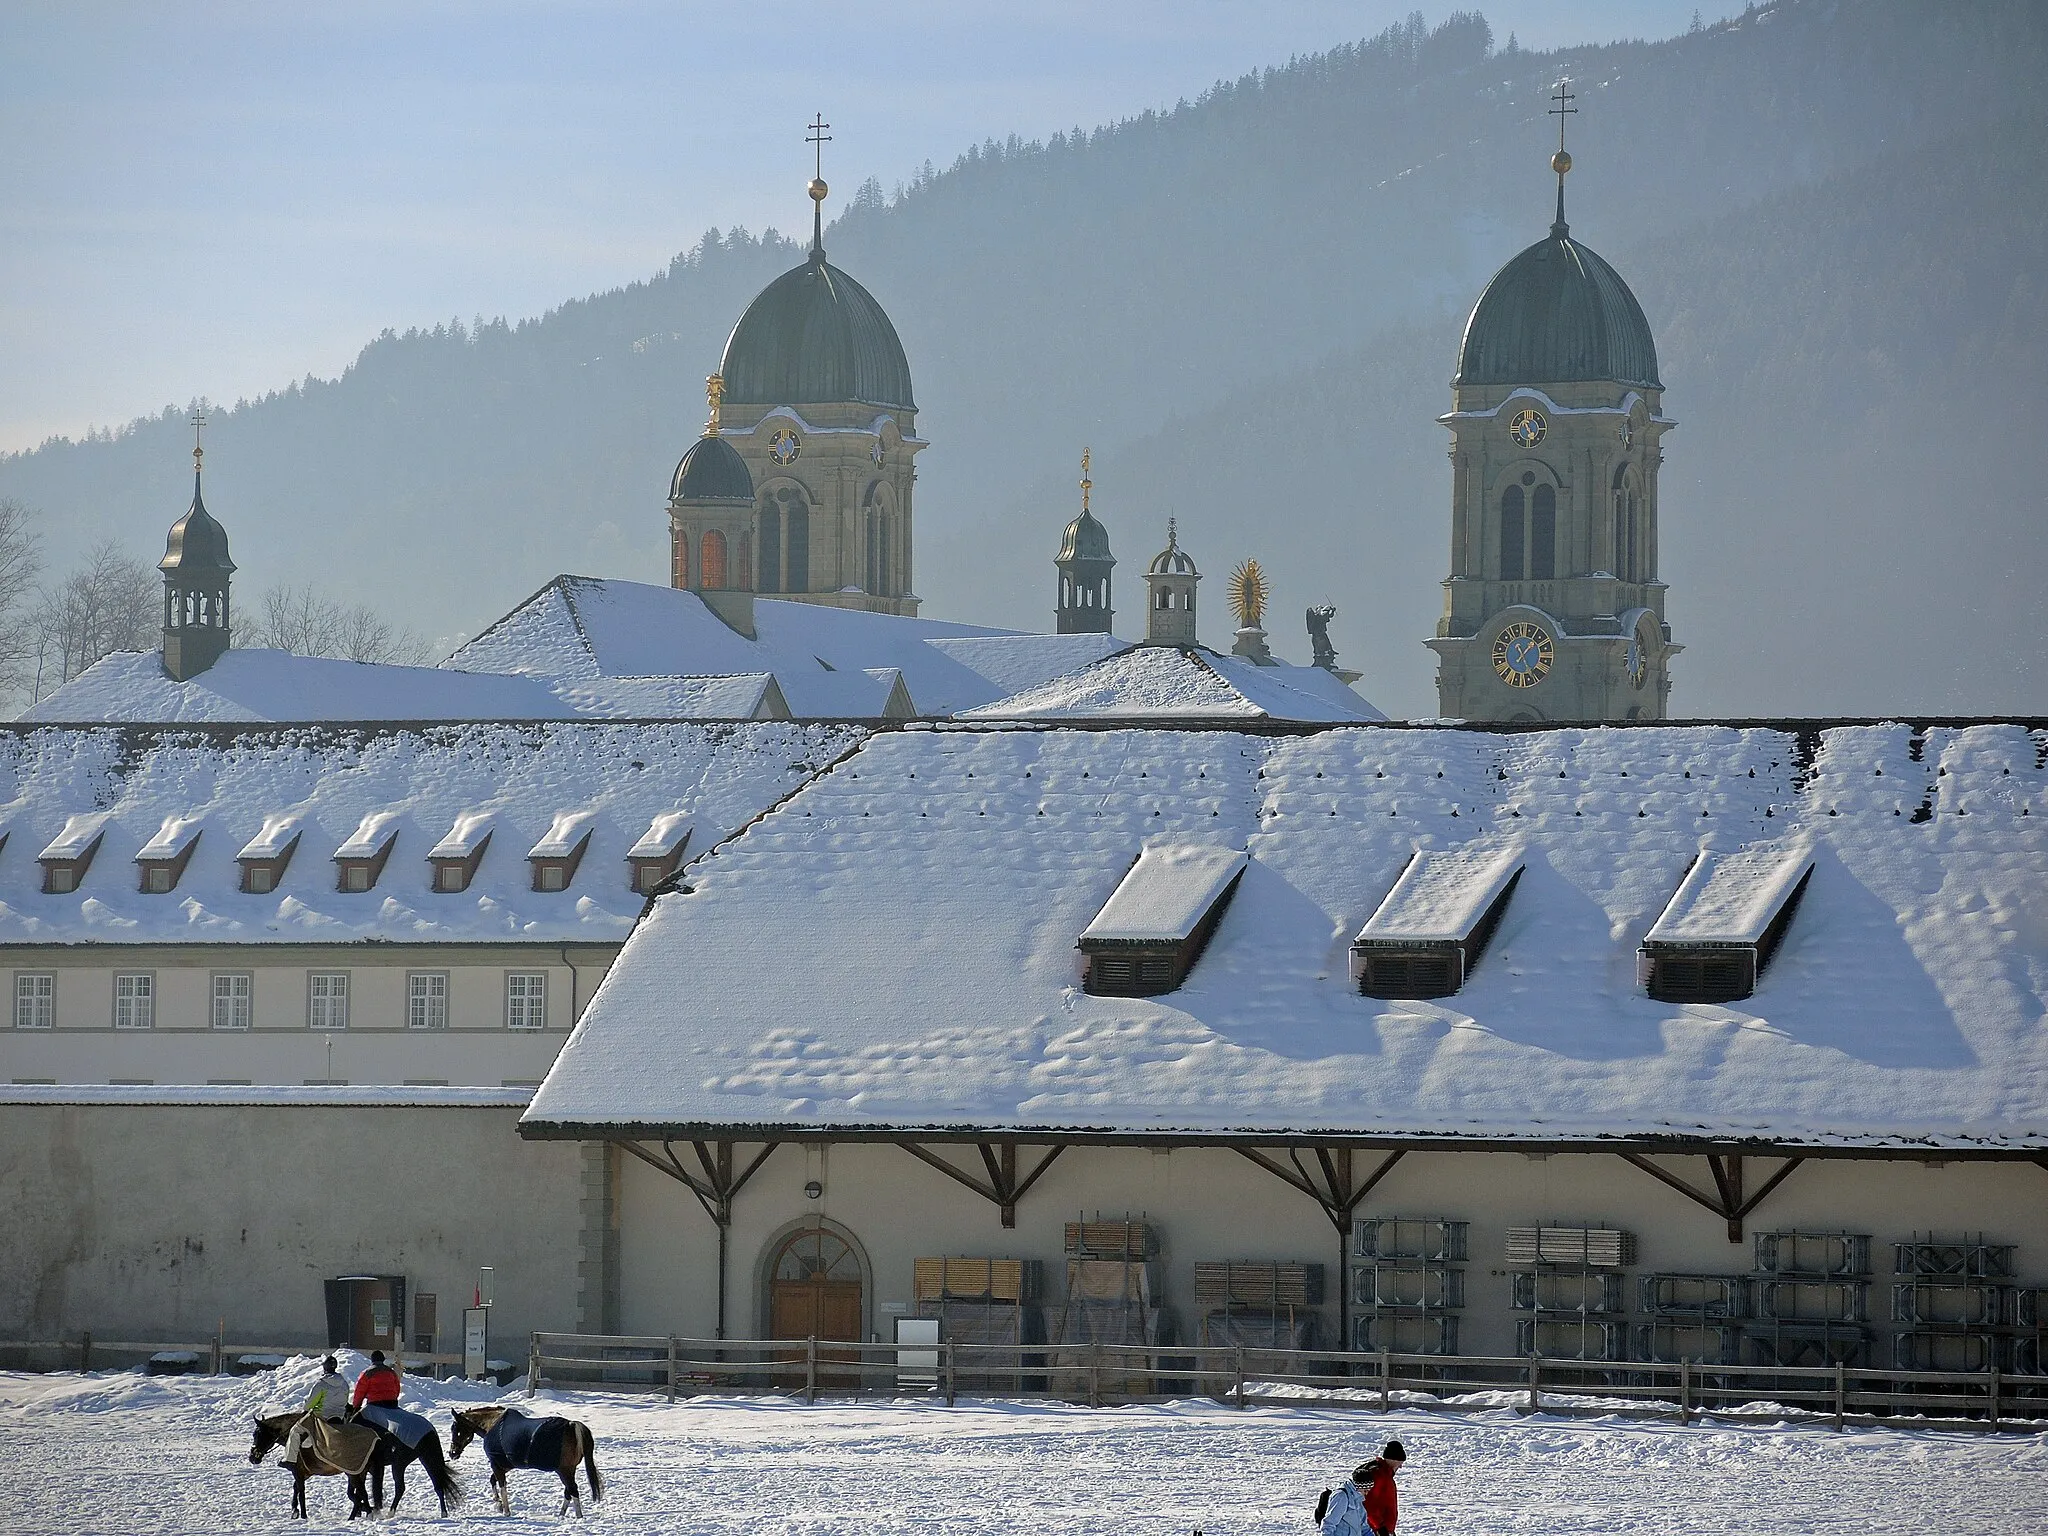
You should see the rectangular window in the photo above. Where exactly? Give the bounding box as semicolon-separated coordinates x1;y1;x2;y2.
47;866;78;894
308;972;350;1031
245;864;275;894
342;864;371;892
536;863;566;891
144;865;174;893
113;973;155;1030
407;972;448;1030
13;973;54;1030
504;972;547;1030
210;972;253;1031
434;864;465;892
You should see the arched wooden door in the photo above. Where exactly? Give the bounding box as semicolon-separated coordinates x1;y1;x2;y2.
768;1225;864;1382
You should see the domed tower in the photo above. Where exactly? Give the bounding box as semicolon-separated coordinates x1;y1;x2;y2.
1426;83;1679;722
1143;519;1200;646
668;375;760;635
160;417;235;681
1055;449;1115;634
710;120;923;617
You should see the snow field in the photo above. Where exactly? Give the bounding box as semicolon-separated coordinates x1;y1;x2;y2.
3;1359;2045;1534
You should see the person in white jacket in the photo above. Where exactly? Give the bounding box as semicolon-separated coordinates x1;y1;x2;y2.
283;1356;350;1466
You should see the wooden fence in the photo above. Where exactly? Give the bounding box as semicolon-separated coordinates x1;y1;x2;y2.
0;1335;467;1375
527;1332;2048;1432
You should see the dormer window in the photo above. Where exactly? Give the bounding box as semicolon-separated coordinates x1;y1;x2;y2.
1639;846;1815;1004
1079;844;1248;996
626;812;693;894
333;811;400;893
38;814;108;895
1352;843;1525;999
428;813;494;894
528;812;597;893
237;815;302;894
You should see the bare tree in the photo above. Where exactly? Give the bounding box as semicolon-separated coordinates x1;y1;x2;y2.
246;582;432;666
0;498;46;700
31;541;157;697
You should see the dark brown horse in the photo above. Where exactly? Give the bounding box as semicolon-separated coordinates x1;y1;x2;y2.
449;1404;604;1516
247;1412;378;1520
355;1407;465;1516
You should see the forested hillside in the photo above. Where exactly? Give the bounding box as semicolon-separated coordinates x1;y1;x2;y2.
4;0;2043;716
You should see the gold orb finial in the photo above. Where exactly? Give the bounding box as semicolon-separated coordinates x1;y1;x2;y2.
1552;149;1572;176
808;177;828;203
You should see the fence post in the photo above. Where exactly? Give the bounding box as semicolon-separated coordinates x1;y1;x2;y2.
1988;1365;2000;1432
1090;1342;1102;1409
1832;1360;1845;1432
78;1331;91;1374
667;1335;679;1404
527;1334;541;1397
1234;1346;1246;1410
1526;1352;1541;1414
210;1329;223;1377
805;1335;818;1405
1380;1347;1392;1412
1679;1357;1692;1425
943;1342;955;1408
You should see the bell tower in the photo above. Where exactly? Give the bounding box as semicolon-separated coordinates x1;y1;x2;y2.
160;410;235;682
1143;520;1200;646
1426;82;1679;721
1054;449;1115;634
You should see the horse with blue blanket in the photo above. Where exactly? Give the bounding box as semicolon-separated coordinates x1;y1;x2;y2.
449;1404;604;1515
352;1402;464;1515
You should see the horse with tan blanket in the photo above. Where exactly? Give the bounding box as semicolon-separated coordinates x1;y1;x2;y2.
248;1410;381;1519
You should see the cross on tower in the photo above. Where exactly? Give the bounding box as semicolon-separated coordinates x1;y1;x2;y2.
807;113;832;180
1548;77;1577;232
190;407;208;473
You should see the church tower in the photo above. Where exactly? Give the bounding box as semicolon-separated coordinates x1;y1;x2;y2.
159;413;234;682
1427;84;1678;721
1143;520;1200;645
668;375;760;635
699;118;924;617
1054;449;1115;634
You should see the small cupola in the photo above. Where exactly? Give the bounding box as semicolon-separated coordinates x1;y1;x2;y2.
1143;519;1200;646
668;373;758;638
1055;449;1115;635
159;412;235;682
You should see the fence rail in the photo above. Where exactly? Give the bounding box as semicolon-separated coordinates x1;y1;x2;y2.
527;1332;2048;1431
0;1336;467;1375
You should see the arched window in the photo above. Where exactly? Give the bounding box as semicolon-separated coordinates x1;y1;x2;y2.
1499;484;1526;580
700;528;728;591
737;533;752;593
878;514;891;598
785;493;809;593
758;500;781;592
1612;465;1633;582
672;528;690;589
1530;482;1556;581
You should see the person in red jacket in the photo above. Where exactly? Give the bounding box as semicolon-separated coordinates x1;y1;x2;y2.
1359;1441;1405;1536
350;1349;402;1412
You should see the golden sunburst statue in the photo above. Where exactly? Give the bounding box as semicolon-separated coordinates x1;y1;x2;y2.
1228;559;1268;630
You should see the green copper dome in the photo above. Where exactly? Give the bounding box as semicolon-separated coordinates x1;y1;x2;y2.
670;433;753;502
718;254;915;411
1456;226;1660;391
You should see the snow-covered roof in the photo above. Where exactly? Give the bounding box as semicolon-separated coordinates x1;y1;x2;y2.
0;1082;533;1109
547;673;782;720
427;811;495;860
777;667;916;720
236;813;304;861
135;814;205;862
0;721;863;945
528;810;599;860
1645;846;1817;947
526;721;2048;1150
957;645;1383;722
627;812;693;860
1082;844;1249;944
1354;843;1525;945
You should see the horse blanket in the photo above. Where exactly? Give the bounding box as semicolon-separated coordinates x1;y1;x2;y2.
483;1408;571;1471
359;1402;434;1451
303;1414;379;1475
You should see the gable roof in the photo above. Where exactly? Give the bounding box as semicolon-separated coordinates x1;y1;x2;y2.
957;644;1384;722
0;721;864;946
525;721;2048;1151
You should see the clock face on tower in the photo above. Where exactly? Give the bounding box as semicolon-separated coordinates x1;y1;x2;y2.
1492;621;1554;688
769;428;802;466
1508;407;1547;448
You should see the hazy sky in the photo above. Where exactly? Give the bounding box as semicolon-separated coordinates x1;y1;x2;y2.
1;2;1723;455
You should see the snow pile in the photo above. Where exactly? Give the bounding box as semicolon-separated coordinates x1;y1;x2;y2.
530;721;2048;1146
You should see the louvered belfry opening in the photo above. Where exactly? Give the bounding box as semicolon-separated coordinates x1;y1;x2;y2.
1351;844;1525;1000
1640;847;1816;1005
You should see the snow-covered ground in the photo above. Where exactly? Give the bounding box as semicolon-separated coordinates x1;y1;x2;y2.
3;1357;2044;1533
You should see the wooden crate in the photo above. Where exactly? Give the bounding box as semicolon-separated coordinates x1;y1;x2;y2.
1193;1261;1324;1307
912;1257;1041;1302
1505;1225;1637;1268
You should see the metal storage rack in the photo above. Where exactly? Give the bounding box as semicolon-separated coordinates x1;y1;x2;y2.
1633;1273;1751;1365
1890;1234;2023;1374
1746;1230;1872;1367
1352;1217;1468;1356
1507;1224;1635;1365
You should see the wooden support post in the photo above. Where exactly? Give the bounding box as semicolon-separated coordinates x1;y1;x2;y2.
1832;1360;1845;1431
1679;1357;1692;1425
805;1336;818;1404
1526;1352;1541;1414
1090;1342;1103;1409
1988;1365;2000;1431
943;1342;956;1407
527;1334;541;1397
1380;1347;1392;1412
210;1327;222;1376
1234;1346;1246;1409
667;1336;679;1404
78;1331;91;1374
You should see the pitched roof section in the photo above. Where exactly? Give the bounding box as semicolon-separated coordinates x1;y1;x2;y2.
959;645;1383;722
0;721;863;945
1645;846;1818;947
1082;845;1249;943
524;721;2048;1149
1355;843;1524;944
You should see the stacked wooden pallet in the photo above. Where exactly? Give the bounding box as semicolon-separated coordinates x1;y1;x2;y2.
1064;1220;1159;1259
1506;1225;1637;1267
1193;1261;1324;1308
913;1258;1042;1302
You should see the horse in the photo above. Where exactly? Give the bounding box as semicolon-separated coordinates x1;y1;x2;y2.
354;1404;464;1515
247;1412;379;1521
448;1404;604;1516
